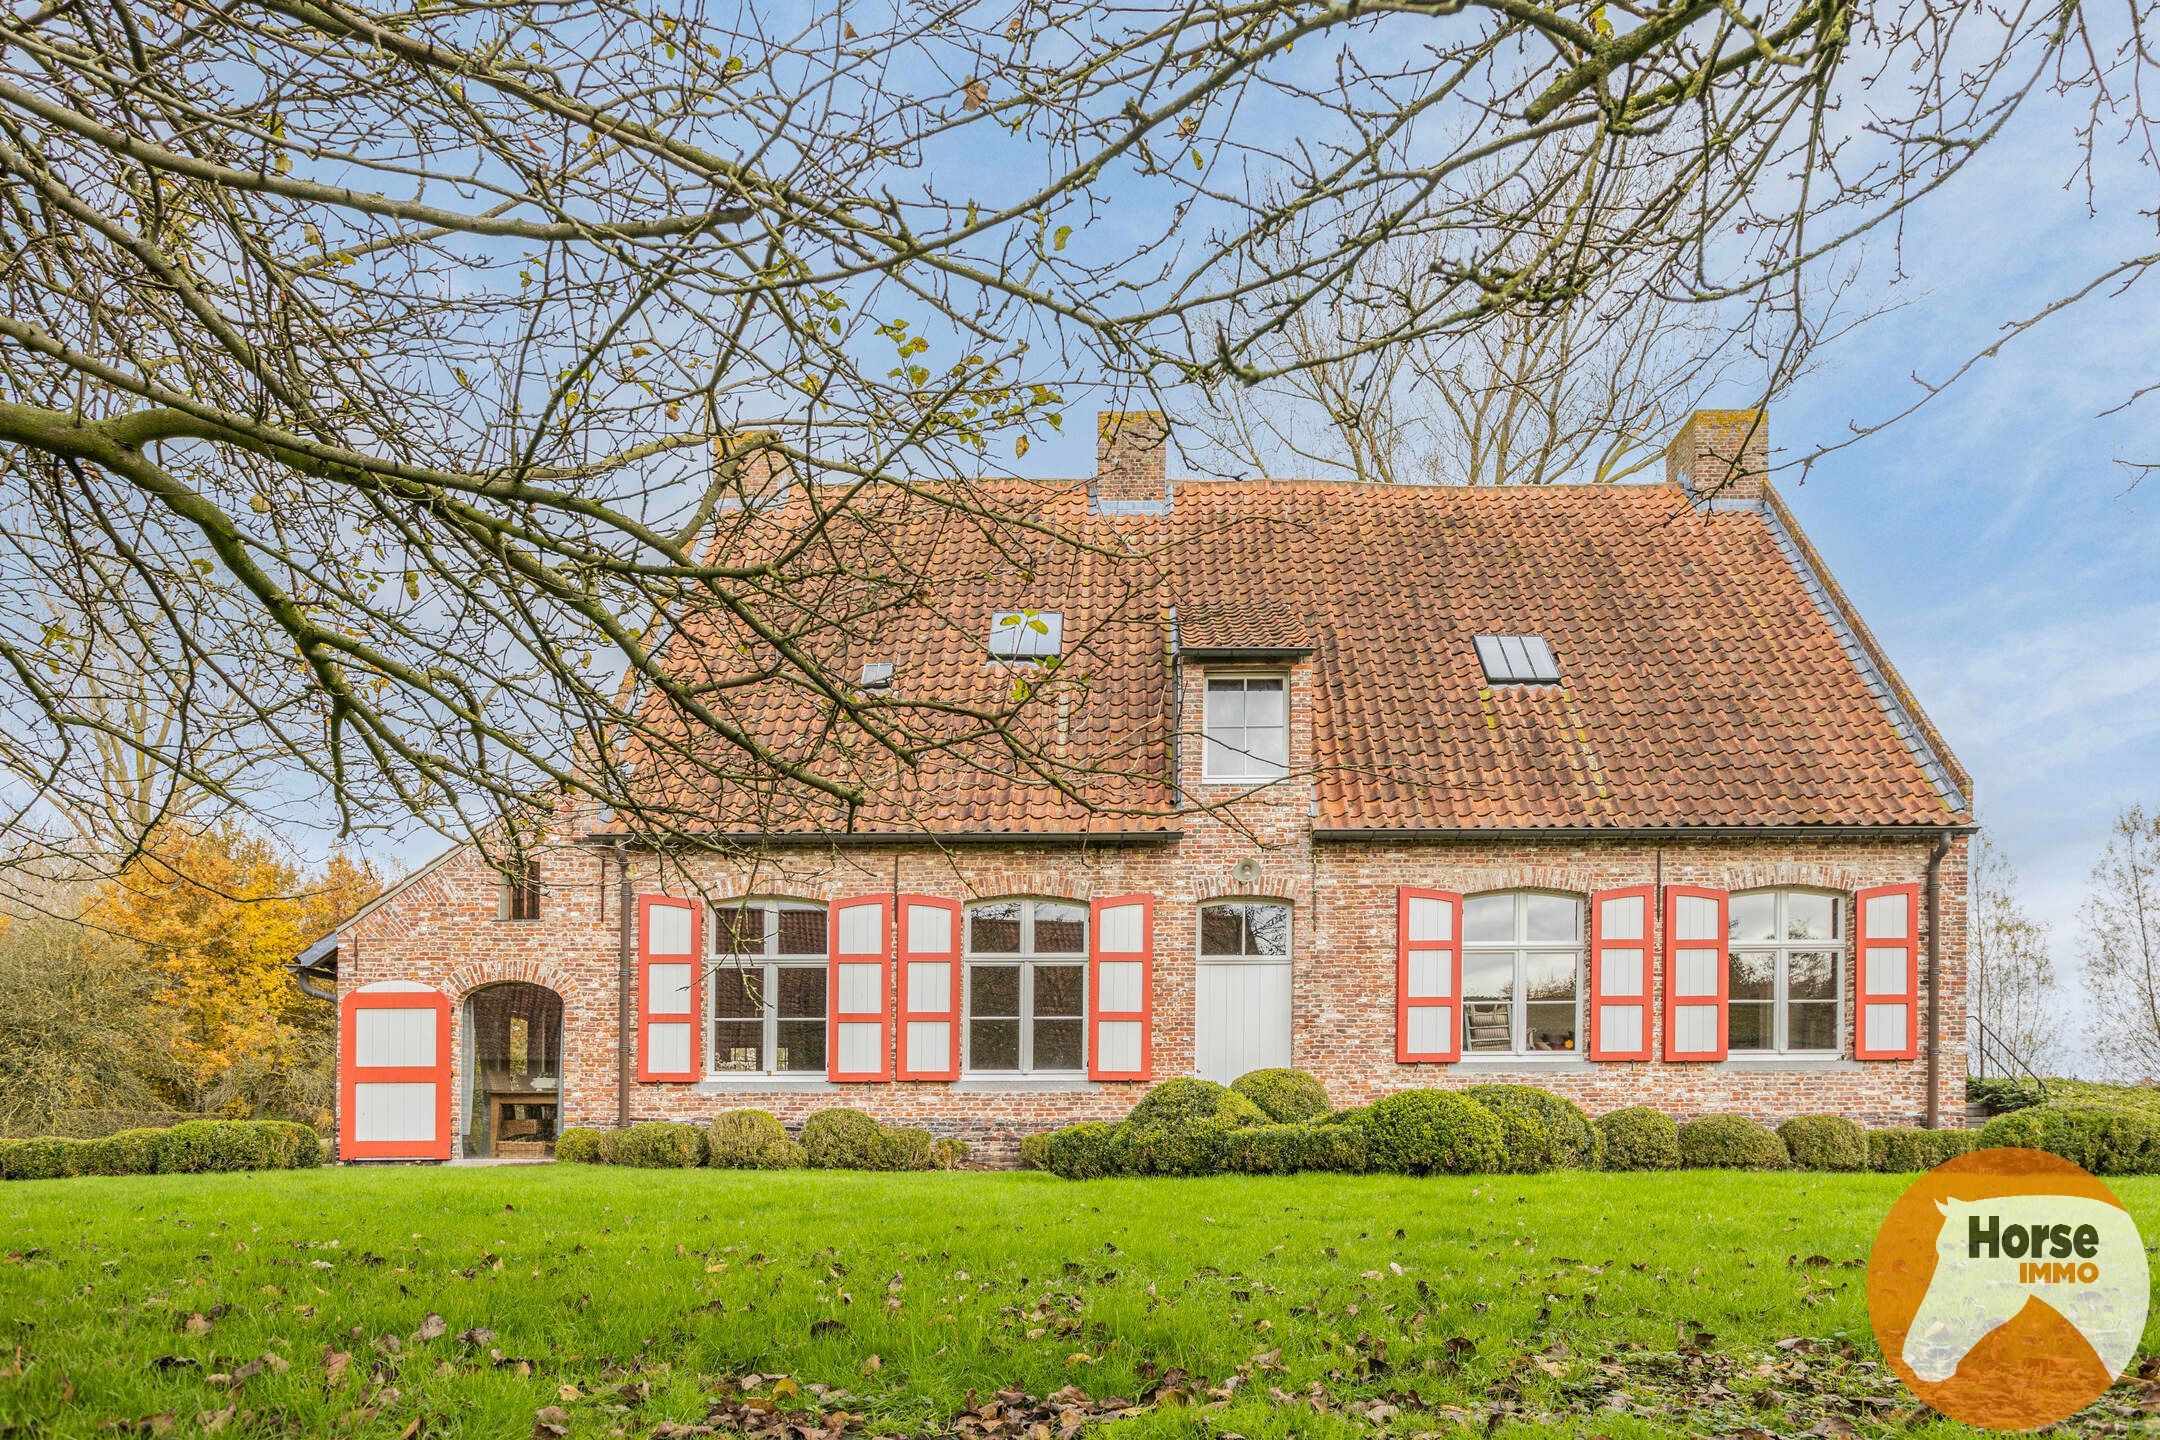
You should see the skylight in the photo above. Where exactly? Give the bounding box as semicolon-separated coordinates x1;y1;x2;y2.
1474;634;1561;684
988;610;1062;660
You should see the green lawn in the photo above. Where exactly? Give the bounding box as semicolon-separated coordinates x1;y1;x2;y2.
2;1167;2156;1438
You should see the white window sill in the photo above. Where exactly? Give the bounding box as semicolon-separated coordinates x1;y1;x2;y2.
1716;1054;1858;1072
1456;1057;1594;1074
1197;775;1289;788
695;1075;838;1092
956;1073;1094;1092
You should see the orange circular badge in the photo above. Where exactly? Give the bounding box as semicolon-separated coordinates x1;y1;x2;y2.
1867;1147;2150;1430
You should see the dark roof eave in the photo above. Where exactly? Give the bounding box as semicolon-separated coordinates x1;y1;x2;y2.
1313;822;1979;842
1178;645;1315;661
581;828;1182;848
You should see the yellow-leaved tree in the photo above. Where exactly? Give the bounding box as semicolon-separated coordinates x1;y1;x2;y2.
92;823;379;1122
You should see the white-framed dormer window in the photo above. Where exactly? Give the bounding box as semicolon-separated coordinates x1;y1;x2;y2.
1202;674;1288;782
964;898;1087;1074
989;610;1062;660
710;899;828;1075
1462;891;1583;1056
1728;889;1844;1054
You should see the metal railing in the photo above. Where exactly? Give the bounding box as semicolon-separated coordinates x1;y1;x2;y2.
1968;1014;2048;1093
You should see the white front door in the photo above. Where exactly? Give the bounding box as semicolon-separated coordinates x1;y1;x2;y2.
1195;960;1291;1083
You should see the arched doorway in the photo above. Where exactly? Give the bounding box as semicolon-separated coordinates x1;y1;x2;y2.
462;982;564;1158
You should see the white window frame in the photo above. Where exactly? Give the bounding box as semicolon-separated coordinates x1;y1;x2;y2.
1195;899;1293;962
1460;891;1585;1058
707;898;828;1077
962;898;1089;1076
1201;672;1290;783
1727;889;1845;1057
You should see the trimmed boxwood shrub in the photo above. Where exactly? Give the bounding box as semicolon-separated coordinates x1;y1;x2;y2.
1778;1115;1868;1172
1231;1069;1331;1124
1044;1121;1120;1179
602;1120;704;1168
1221;1123;1308;1174
1364;1090;1506;1175
1977;1103;2160;1175
1598;1107;1680;1170
0;1120;316;1180
258;1122;322;1169
802;1108;889;1169
1318;1106;1369;1130
1017;1132;1053;1171
706;1110;805;1170
1868;1127;1974;1172
1110;1117;1240;1177
555;1127;605;1164
155;1120;281;1173
931;1137;969;1170
1298;1122;1367;1173
1466;1085;1602;1172
1126;1078;1267;1130
880;1126;937;1171
1678;1114;1789;1170
0;1138;83;1180
1967;1077;2046;1116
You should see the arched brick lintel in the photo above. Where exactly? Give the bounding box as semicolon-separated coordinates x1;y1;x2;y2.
443;958;578;1004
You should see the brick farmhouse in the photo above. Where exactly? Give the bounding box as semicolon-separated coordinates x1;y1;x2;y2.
305;410;1975;1164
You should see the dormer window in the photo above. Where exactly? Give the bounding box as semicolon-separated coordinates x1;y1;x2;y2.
1474;634;1560;684
989;610;1062;660
1202;674;1288;782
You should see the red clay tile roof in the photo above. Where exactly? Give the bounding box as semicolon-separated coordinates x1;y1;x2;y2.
620;479;1967;836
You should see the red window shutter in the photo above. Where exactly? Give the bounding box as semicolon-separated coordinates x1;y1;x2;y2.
895;895;962;1081
1396;888;1462;1063
1854;884;1921;1060
1661;886;1728;1061
1589;886;1654;1061
636;895;703;1082
828;894;893;1082
339;986;453;1160
1088;895;1153;1081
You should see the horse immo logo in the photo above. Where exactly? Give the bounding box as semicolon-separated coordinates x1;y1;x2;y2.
1868;1148;2149;1430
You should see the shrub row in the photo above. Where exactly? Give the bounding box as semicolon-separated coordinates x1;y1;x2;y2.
0;1119;322;1180
1976;1102;2160;1175
556;1109;967;1172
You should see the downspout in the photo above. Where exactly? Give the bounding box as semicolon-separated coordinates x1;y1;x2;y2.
616;840;633;1128
1924;832;1950;1129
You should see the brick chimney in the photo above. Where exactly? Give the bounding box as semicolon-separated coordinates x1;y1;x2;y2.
712;430;794;506
1666;409;1769;501
1092;410;1172;512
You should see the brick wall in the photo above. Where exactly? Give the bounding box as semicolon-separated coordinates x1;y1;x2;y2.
340;809;1967;1166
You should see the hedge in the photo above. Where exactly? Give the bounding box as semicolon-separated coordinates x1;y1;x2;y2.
554;1127;605;1164
1868;1127;1973;1172
1231;1069;1331;1124
1126;1078;1267;1130
1966;1077;2046;1116
1043;1121;1121;1179
1017;1132;1053;1172
600;1120;704;1168
1677;1114;1789;1170
0;1120;321;1181
1778;1115;1869;1172
1220;1122;1366;1174
707;1110;806;1170
1465;1085;1602;1172
1596;1107;1680;1171
1364;1090;1506;1175
1977;1103;2160;1175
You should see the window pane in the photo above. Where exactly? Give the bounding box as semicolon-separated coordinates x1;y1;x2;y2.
712;1021;763;1072
1523;952;1578;1002
1248;724;1288;773
1246;903;1290;957
1729;1000;1773;1051
713;967;764;1018
969;964;1020;1016
1787;951;1838;1001
1463;952;1515;1000
1464;894;1515;944
1244;677;1287;724
1787;1002;1837;1052
777;965;825;1019
715;907;767;955
1203;733;1246;777
1524;895;1578;944
1525;1002;1577;1052
969;902;1022;954
1032;902;1087;955
1033;1018;1084;1071
775;906;828;957
1729;893;1776;944
776;1020;825;1073
970;1018;1020;1070
1785;893;1837;943
1034;964;1085;1016
1199;905;1245;957
1207;679;1246;726
1730;951;1776;1001
1463;1001;1512;1051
